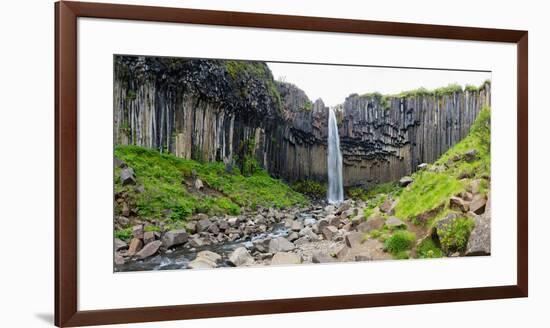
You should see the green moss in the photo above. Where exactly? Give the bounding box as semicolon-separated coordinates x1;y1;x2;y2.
143;225;161;233
438;217;475;253
292;180;327;199
114;145;306;221
434;83;463;96
114;228;132;241
384;230;416;255
417;238;444;258
393;172;464;221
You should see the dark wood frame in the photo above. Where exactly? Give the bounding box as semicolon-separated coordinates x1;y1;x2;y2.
55;1;528;326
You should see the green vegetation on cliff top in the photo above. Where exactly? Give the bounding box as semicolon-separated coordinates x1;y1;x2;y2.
114;145;306;222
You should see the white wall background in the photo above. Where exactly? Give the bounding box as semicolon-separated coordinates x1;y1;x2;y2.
0;0;545;327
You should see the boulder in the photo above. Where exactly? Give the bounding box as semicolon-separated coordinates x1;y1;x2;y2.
116;216;130;227
291;220;303;232
385;217;406;229
450;196;469;212
345;232;364;249
135;240;161;259
132;224;144;239
114;238;128;251
127;238;143;255
336;202;351;214
379;199;394;214
208;223;220;234
312;251;337;263
186;221;197;234
399;176;414;187
194;178;204;190
317;218;330;233
227;216;240;227
228;247;254;267
196;218;212;233
465;214;491;256
120;167;136;185
358;216;384;233
286;232;299;242
322;226;338;241
469;179;483;194
194;213;209;221
252;238;271;253
268;237;296;253
417;163;429;170
196;250;222;263
114;157;126;168
218;220;229;231
294;237;310;246
114;253;126;266
271;252;302;265
464;149;478;162
469;195;487;215
161;229;189;249
188;257;217;269
143;231;156;245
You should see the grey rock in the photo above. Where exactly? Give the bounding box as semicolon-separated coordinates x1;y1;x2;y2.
161;229;189;249
132;225;144;239
196;218;212;233
127;238;143;255
271;252;302;265
450;196;469;212
143;231;156;244
120;167;136;185
399;176;414;187
385;217;406;229
469;195;487;215
358;216;384;233
287;232;299;242
269;237;296;253
135;240;161;259
417;163;429;170
312;251;337;263
114;238;128;251
228;247;254;267
322;226;338;240
291;220;303;232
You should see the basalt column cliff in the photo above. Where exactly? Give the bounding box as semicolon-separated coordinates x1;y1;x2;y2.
114;56;490;187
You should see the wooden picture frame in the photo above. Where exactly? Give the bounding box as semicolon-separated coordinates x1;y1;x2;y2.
55;1;528;326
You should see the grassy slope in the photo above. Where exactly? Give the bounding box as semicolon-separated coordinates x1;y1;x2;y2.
360;106;491;258
114;145;306;226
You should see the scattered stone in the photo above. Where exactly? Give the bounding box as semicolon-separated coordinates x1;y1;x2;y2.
294;237;310;246
269;237;296;253
322;226;338;240
291;220;303;232
114;157;126;168
354;254;373;261
127;238;143;255
196;218;212;233
340;209;355;220
379;198;394;214
465;215;491;256
114;253;126;265
450;196;469;212
336;202;351;214
114;238;128;251
385;217;406;229
358;216;384;233
194;213;209;221
218;220;229;231
304;217;317;226
228;247;254;267
271;252;302;265
469;195;487;215
194;178;204;190
186;221;197;234
161;229;189;249
417;163;428;170
252;238;271;253
197;250;222;263
143;231;156;244
399;176;414;187
135;240;161;259
469;179;483;194
312;251;337;263
188;257;217;269
116;216;130;227
208;223;220;234
120;167;136;186
287;232;299;242
345;232;364;248
317;219;330;233
132;224;144;239
227;216;240;227
464;149;478;162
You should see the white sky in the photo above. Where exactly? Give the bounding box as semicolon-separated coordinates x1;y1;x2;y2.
267;62;491;107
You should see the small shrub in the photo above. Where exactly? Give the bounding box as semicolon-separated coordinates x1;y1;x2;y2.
417;238;444;258
292;180;327;199
114;228;132;240
384;230;416;255
394;250;410;260
438;217;475;253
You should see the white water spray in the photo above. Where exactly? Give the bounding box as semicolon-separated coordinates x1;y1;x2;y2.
327;107;344;204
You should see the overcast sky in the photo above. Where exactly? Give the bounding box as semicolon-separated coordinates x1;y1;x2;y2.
267;62;491;108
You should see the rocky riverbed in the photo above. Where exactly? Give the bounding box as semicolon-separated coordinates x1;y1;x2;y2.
114;199;398;271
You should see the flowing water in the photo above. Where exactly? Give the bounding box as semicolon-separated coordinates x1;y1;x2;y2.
327;107;344;204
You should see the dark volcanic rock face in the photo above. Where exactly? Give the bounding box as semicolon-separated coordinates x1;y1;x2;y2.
114;55;490;186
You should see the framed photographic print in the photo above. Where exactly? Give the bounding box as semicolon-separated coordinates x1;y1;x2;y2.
55;1;528;327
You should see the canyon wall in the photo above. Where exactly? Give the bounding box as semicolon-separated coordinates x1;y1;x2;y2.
114;56;490;187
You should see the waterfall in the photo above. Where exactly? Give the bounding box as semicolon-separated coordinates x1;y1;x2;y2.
327;107;344;204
